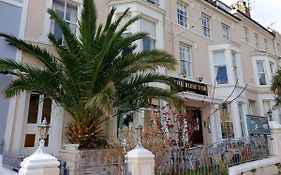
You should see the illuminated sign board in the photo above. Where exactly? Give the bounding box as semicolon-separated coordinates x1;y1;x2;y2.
173;77;208;96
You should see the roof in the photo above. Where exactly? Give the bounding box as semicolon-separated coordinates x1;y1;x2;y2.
203;0;274;36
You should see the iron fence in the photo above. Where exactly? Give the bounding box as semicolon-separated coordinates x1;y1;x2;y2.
158;135;272;175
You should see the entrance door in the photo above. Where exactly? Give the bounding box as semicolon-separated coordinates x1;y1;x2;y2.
21;93;62;155
190;109;203;145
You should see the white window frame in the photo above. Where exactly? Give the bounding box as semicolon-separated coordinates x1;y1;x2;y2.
269;61;275;77
201;13;211;38
140;18;156;51
254;33;260;49
222;23;230;40
177;2;188;28
256;60;267;85
213;50;228;84
238;102;245;137
232;51;239;83
52;0;79;45
179;44;192;78
243;27;249;43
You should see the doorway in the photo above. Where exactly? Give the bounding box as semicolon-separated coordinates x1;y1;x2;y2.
190;108;203;145
21;93;62;155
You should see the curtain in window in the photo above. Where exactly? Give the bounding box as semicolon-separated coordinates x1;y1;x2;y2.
215;66;228;84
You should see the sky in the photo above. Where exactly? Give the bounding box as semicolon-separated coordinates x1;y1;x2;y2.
220;0;281;33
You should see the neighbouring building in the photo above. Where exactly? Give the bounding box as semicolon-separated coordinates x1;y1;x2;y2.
1;0;281;169
0;0;27;154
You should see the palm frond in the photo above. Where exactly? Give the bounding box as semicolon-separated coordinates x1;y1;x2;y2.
0;33;57;72
79;0;97;49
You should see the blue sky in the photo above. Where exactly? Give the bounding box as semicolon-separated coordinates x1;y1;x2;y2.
220;0;281;33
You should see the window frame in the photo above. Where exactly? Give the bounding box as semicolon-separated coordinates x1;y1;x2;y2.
201;13;211;38
238;102;245;137
177;2;188;28
254;33;260;49
179;43;192;78
243;26;249;43
231;51;239;83
269;61;275;77
213;50;228;84
52;0;79;45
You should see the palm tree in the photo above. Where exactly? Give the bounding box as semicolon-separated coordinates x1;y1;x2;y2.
0;0;178;148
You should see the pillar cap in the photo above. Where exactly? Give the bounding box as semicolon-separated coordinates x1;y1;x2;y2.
126;148;155;159
20;150;60;169
269;121;281;130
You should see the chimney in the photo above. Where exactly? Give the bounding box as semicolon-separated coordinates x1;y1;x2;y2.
231;0;251;17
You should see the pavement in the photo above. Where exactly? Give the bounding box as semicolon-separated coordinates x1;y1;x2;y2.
0;155;18;175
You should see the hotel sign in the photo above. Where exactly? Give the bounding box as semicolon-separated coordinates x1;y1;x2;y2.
173;77;208;96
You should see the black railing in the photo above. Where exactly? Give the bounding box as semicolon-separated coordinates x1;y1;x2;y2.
158;135;272;175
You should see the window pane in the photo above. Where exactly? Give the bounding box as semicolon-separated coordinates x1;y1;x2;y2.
258;73;266;85
140;19;156;38
256;61;265;72
238;103;245;137
24;134;36;147
42;98;52;123
27;94;39;124
232;52;238;82
66;3;77;22
142;36;153;50
54;22;63;44
177;2;188;27
269;62;275;75
53;0;64;18
180;45;192;77
52;0;78;45
213;51;225;65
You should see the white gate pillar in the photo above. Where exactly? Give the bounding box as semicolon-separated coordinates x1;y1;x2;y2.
19;149;60;175
269;121;281;158
126;148;155;175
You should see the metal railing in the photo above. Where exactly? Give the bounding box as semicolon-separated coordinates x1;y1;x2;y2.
158;135;272;175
